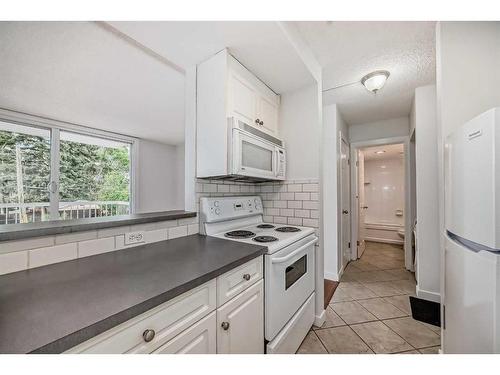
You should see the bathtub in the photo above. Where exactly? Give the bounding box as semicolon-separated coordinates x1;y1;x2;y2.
364;221;404;245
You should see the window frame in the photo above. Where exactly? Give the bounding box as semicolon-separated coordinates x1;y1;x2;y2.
0;108;138;221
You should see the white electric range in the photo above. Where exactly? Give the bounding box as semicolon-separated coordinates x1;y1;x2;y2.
200;195;317;354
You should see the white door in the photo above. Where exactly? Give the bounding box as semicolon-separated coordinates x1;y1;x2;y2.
217;280;264;354
357;150;367;258
229;73;257;125
340;139;351;268
257;95;278;135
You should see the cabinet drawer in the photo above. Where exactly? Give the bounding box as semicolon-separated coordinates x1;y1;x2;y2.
152;311;216;354
217;256;263;307
66;280;216;354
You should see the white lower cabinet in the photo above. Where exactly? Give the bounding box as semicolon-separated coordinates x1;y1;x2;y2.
152;312;216;354
217;280;264;354
66;257;264;354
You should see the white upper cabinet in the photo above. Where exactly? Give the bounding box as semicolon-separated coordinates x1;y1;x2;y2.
256;94;279;135
228;72;257;126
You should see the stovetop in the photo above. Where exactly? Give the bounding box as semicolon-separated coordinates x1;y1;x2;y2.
210;222;315;254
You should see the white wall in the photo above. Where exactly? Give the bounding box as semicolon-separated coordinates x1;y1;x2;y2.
349;116;410;143
279;84;320;180
412;85;441;302
136;139;184;213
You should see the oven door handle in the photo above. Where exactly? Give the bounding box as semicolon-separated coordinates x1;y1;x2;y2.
271;238;318;264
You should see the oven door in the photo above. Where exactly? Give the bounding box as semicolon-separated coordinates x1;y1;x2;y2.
265;235;317;341
231;129;278;179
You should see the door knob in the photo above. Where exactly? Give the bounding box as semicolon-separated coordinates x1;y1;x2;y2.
342;210;349;214
243;273;251;281
221;321;230;330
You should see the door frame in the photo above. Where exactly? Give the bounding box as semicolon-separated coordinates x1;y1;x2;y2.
349;136;413;271
338;134;351;275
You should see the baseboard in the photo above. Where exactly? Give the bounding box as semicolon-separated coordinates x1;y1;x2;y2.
365;236;404;245
325;270;340;282
314;309;326;327
416;285;441;303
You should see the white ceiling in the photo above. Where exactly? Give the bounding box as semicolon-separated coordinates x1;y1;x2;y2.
0;21;315;145
295;21;436;125
362;143;404;161
108;21;315;93
0;21;186;145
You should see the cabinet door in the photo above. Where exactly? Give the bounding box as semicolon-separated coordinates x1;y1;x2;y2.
257;95;279;135
152;312;216;354
217;280;264;354
229;73;257;125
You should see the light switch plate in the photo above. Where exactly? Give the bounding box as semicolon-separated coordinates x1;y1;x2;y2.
124;231;145;245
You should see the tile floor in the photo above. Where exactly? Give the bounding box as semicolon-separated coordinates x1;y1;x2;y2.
297;241;441;354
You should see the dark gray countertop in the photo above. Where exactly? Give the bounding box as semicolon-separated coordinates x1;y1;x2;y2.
0;234;265;353
0;210;196;242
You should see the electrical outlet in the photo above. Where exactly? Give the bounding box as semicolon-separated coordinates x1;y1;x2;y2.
125;231;145;245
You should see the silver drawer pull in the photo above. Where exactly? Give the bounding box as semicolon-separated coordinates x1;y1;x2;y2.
221;321;230;330
243;273;251;281
142;329;155;342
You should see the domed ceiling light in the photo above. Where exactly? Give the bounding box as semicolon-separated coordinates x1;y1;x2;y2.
361;70;390;93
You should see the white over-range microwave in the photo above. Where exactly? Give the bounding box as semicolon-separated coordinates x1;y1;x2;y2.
227;117;286;181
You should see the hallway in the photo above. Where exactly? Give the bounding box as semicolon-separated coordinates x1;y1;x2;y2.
297;241;441;354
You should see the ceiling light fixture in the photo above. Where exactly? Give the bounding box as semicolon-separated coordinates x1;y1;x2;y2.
361;70;390;93
375;150;386;154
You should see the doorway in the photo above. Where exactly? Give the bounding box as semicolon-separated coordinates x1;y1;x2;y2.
340;138;351;272
350;137;414;271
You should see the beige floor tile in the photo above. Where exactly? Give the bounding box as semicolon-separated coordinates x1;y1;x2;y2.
383;317;441;349
421;322;441;335
395;350;420;354
419;346;441;354
338;282;378;300
296;331;328;354
313;306;346;329
391;279;417;294
385;268;415;281
331;301;378;324
362;281;406;297
316;326;373;354
340;272;359;282
350;261;380;272
351;321;413;354
357;298;408;319
331;287;354;302
383;295;413;315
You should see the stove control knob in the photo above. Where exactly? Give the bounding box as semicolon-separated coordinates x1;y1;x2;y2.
215;208;221;215
213;200;219;207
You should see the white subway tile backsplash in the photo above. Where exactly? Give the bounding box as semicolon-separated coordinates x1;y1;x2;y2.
29;243;77;269
280;208;294;217
0;236;55;254
217;184;230;193
229;185;241;193
0;251;28;275
144;229;168;243
294;209;310;218
303;184;319;192
288;184;302;192
274;216;287;224
287;200;302;209
280;192;295;200
155;220;179;229
265;208;280;216
261;185;274;193
55;231;97;245
295;192;310;201
287;217;303;226
263;215;273;222
78;237;115;258
187;224;199;235
203;184;217;193
303;218;319;228
262;200;274;208
130;223;157;232
310;210;319;219
303;201;319;210
273;200;287;208
178;217;198;225
169;225;188;239
97;226;130;238
310;193;319;201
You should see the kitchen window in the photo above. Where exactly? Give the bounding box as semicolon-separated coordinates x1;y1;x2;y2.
0;116;134;224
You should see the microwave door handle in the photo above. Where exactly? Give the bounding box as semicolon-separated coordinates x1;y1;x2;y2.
274;149;279;176
271;238;318;264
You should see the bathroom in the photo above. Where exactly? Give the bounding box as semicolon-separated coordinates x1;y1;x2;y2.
359;144;406;248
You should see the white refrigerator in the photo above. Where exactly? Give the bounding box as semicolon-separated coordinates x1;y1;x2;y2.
444;107;500;353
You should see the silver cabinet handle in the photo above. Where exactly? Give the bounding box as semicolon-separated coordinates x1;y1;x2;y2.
259;120;264;125
255;119;260;124
142;329;155;342
221;321;230;330
243;273;251;281
342;210;349;214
